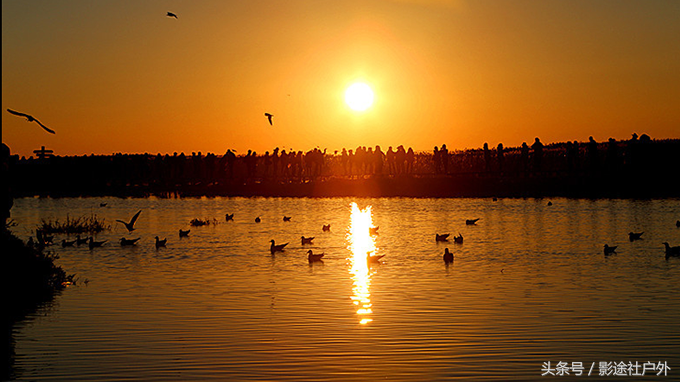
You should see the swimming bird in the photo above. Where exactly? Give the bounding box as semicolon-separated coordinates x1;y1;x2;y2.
453;233;463;244
322;224;331;232
676;220;680;228
225;213;234;221
6;109;56;134
604;244;617;256
100;203;107;207
628;232;644;241
283;216;291;222
155;236;167;248
88;237;107;249
76;235;89;246
547;201;553;206
255;217;261;223
120;237;140;246
307;250;324;263
166;11;178;18
369;226;379;235
301;236;314;245
61;239;76;247
435;233;450;242
443;248;453;264
179;229;190;237
663;242;680;258
117;210;142;233
466;218;480;225
270;239;288;254
264;112;273;125
367;253;385;264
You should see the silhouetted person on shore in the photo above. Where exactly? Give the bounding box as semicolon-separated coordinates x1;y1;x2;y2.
441;144;449;174
531;138;544;174
520;142;529;175
483;143;491;172
496;143;504;173
405;147;414;174
587;136;599;173
433;146;441;174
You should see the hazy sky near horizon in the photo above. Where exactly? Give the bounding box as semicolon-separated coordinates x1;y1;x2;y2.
2;0;679;157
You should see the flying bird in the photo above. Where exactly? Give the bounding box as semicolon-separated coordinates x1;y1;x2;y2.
117;210;142;232
264;113;273;125
166;11;178;18
7;109;55;134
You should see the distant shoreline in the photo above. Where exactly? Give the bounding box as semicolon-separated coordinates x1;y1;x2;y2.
11;173;679;199
7;137;679;199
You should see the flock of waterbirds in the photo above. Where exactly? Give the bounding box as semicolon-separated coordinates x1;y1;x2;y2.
31;204;680;269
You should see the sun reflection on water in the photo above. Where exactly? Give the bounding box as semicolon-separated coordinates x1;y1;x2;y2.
347;202;377;325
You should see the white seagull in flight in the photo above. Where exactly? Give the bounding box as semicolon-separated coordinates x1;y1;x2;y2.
7;109;55;134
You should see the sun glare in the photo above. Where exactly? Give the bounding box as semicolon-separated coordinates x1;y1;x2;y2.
345;82;375;112
348;202;376;324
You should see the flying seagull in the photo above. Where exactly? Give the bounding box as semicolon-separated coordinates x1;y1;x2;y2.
264;112;273;125
117;210;142;233
7;109;55;134
167;11;178;18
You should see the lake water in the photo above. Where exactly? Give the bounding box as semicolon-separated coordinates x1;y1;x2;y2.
9;196;680;381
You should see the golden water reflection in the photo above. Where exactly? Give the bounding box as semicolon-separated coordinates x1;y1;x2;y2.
347;202;377;325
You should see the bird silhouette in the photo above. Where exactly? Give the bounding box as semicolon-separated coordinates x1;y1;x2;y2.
7;109;55;134
283;216;291;222
322;224;331;232
604;244;617;256
61;239;76;247
435;233;450;242
166;11;178;18
663;242;680;258
466;218;480;225
75;235;89;246
628;232;644;242
120;237;140;246
270;239;288;254
117;210;142;232
369;226;379;235
301;236;314;245
264;113;273;125
255;216;261;223
453;233;464;244
443;248;454;264
225;213;234;221
155;236;167;248
179;229;190;237
367;252;385;264
88;237;107;249
307;250;324;263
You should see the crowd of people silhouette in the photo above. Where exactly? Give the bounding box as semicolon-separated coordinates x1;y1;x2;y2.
4;134;677;197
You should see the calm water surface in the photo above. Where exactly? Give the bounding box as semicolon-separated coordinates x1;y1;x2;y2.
9;197;680;381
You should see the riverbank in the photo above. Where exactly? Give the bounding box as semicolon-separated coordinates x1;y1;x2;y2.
0;228;69;380
13;172;679;199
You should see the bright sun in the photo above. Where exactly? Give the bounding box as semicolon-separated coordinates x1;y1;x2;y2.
345;82;374;112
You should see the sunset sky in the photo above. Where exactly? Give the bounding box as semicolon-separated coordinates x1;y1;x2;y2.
2;0;679;158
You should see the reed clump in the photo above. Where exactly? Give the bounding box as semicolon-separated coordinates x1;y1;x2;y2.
37;214;110;234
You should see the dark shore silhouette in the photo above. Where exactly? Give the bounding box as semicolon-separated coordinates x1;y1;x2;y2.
5;135;680;199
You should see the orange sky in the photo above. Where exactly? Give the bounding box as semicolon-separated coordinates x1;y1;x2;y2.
2;0;679;157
